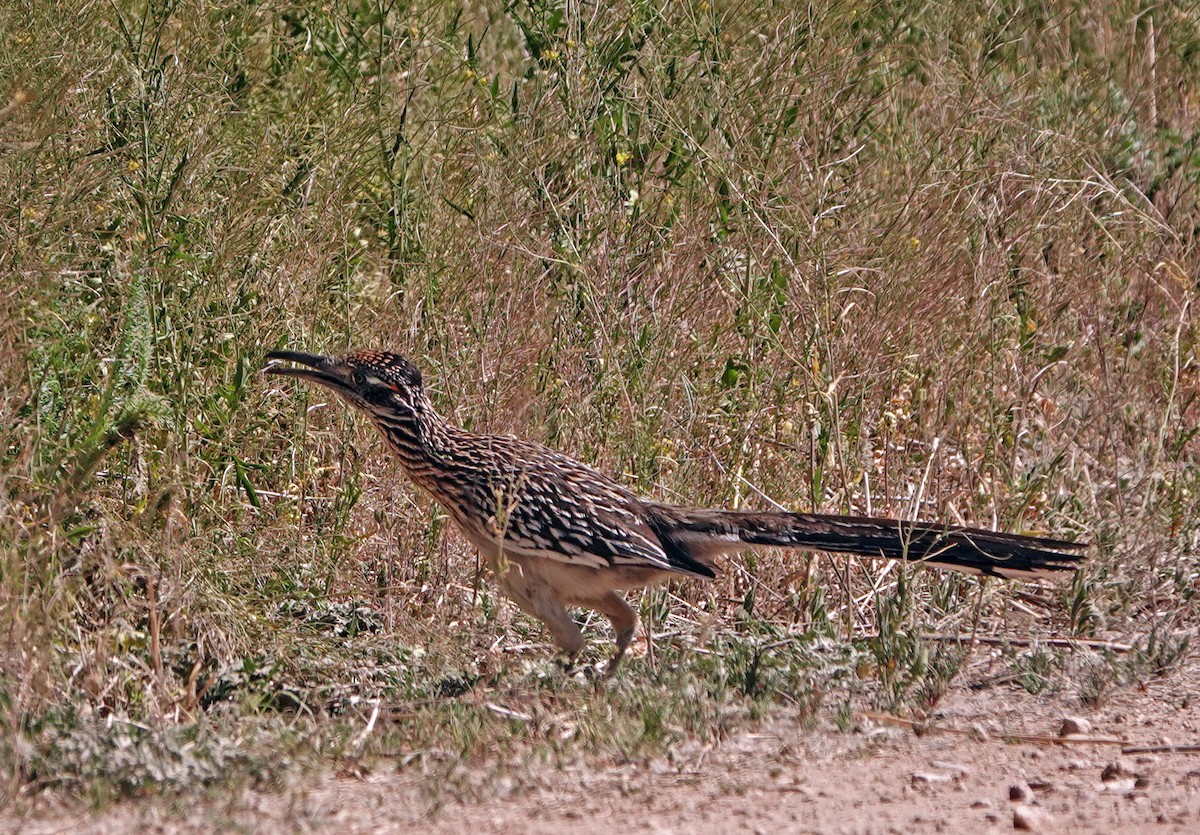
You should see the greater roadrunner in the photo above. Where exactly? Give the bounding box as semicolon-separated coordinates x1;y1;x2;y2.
265;349;1086;674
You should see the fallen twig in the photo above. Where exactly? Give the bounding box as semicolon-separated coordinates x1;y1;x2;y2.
351;698;381;752
919;634;1134;653
860;712;1125;746
1120;744;1200;755
484;701;533;722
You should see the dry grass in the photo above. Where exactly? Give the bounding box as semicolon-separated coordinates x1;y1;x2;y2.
1;0;1197;815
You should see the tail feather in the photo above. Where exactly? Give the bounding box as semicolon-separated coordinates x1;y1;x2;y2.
646;505;1086;580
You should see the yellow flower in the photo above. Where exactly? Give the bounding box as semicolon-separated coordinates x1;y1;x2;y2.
543;49;560;61
127;159;141;172
615;151;631;165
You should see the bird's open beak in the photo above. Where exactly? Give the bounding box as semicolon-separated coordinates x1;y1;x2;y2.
263;350;351;391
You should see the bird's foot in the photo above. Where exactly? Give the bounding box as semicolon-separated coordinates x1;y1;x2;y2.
557;656;611;684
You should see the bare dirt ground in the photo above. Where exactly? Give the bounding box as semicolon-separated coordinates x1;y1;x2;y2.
10;648;1200;834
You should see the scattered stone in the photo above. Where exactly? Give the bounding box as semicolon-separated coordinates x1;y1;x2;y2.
971;799;992;809
1102;759;1134;782
1066;759;1090;771
1098;778;1138;795
1013;805;1051;831
1009;783;1034;803
912;772;954;787
1134;754;1160;767
1059;716;1092;736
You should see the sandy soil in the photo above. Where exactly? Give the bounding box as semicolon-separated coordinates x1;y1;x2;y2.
10;649;1200;834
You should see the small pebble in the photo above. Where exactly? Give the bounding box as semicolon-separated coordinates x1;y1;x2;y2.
1013;805;1051;831
930;760;969;777
912;772;953;786
1102;759;1134;782
1009;783;1034;803
1059;716;1092;736
1098;778;1138;795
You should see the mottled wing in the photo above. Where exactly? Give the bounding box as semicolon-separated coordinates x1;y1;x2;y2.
454;436;706;578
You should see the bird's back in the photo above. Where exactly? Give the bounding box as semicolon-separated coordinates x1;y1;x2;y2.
379;425;712;577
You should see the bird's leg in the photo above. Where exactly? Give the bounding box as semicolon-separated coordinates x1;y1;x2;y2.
592;591;637;678
494;562;586;658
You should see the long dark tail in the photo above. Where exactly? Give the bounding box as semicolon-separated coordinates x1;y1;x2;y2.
646;505;1087;580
